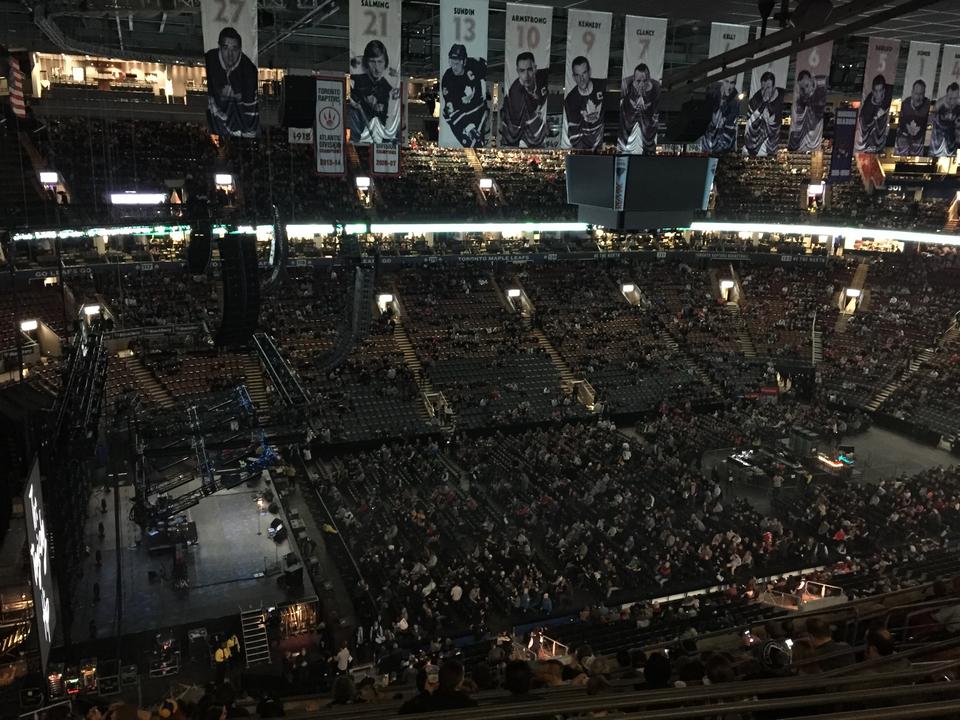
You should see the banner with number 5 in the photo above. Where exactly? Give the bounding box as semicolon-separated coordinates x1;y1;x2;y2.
349;0;402;145
617;16;667;155
560;9;611;151
202;0;259;138
439;0;490;148
854;37;900;154
501;3;553;148
931;45;960;157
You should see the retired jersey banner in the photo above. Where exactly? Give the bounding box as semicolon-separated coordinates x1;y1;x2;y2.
743;52;789;156
560;9;612;151
698;23;750;153
931;45;960;157
349;0;402;145
788;42;832;152
372;143;400;175
316;77;346;176
854;38;900;154
439;0;490;147
829;108;858;184
202;0;259;137
617;16;667;155
501;3;553;148
894;41;939;156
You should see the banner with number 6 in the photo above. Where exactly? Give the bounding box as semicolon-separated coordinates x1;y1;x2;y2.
439;0;490;148
854;37;900;154
201;0;259;137
787;41;832;153
931;44;960;157
501;2;553;148
617;16;667;155
348;0;402;145
560;9;611;151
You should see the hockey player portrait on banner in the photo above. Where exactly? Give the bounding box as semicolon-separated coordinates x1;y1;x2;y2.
560;9;611;151
854;38;900;154
697;23;749;154
787;42;832;152
894;42;939;156
742;53;788;156
500;3;553;148
617;16;667;155
202;1;259;138
349;0;402;144
439;0;490;148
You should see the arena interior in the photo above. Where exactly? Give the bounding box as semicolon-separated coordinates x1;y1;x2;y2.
4;0;960;718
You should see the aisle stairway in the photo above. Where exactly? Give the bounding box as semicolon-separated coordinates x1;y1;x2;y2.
659;330;720;396
866;347;934;412
121;355;175;409
388;288;441;424
240;608;270;667
725;303;757;359
242;354;271;422
463;149;489;207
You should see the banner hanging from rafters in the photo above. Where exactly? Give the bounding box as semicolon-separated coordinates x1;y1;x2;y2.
617;16;667;155
439;0;490;148
742;51;789;156
202;0;259;137
930;44;960;157
894;41;940;156
697;23;750;154
348;0;402;145
854;37;900;154
500;3;553;148
787;41;832;153
560;9;611;151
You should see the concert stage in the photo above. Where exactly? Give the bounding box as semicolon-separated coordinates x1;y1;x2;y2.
71;473;315;639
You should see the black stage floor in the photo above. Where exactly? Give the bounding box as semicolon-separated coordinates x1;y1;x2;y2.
72;475;315;637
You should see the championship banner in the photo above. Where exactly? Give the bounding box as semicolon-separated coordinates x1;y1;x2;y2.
828;108;858;184
348;0;402;145
439;0;490;148
931;45;960;157
613;155;629;211
372;143;401;175
854;37;900;154
787;41;832;152
8;55;27;119
202;0;259;137
501;2;553;148
617;16;668;155
698;23;750;153
316;77;346;176
743;52;789;156
894;41;939;156
560;9;612;151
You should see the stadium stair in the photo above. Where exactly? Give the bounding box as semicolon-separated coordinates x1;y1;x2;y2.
463;148;489;207
388;286;439;424
938;323;959;349
866;346;934;412
724;303;757;359
241;354;272;423
239;608;271;667
660;330;721;396
812;328;823;365
120;355;175;409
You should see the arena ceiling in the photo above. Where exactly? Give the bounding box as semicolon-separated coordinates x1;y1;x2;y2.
3;0;960;74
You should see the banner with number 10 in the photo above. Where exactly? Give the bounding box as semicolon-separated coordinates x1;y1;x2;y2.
500;3;553;148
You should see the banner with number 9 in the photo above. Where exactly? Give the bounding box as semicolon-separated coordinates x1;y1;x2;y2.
348;0;403;145
201;0;260;138
560;9;612;151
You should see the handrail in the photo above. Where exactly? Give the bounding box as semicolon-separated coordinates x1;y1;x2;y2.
305;664;960;720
